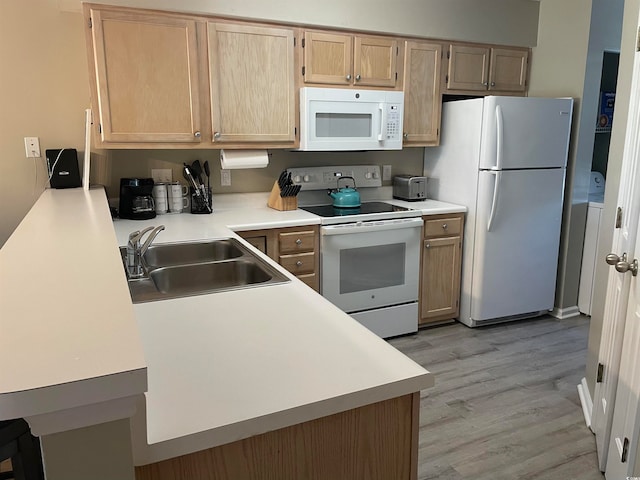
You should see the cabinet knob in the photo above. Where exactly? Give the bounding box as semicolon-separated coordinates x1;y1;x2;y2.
346;74;352;81
442;223;448;230
296;260;303;266
355;74;361;81
194;131;201;138
482;82;488;86
425;243;430;249
403;132;409;139
295;238;302;245
491;82;496;87
213;132;221;140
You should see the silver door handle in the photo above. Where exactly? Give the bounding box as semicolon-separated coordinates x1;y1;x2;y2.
295;238;302;245
296;261;303;266
606;252;626;265
355;74;361;81
346;74;352;81
616;259;638;276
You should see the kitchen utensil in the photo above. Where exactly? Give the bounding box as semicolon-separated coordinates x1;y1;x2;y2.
191;160;209;203
204;161;211;191
183;164;201;196
278;170;288;190
328;176;360;208
184;164;210;213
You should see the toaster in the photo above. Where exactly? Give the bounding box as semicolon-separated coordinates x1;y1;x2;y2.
393;175;428;201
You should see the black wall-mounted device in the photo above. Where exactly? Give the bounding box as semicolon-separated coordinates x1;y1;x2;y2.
46;148;82;189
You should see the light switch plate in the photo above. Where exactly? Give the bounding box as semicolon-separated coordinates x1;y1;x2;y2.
151;169;172;183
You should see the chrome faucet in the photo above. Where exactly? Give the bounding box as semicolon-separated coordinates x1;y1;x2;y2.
126;225;165;278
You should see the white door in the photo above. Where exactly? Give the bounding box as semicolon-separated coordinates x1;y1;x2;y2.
478;96;573;170
592;12;640;471
470;168;565;321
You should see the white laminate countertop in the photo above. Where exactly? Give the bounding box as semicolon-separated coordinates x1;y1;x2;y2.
2;188;465;465
0;188;146;421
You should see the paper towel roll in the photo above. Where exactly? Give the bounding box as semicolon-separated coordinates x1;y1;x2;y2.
220;149;269;169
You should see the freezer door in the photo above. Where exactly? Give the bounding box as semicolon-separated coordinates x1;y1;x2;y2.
479;96;573;170
470;168;565;321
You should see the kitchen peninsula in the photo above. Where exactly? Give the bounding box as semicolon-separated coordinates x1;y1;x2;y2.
0;188;466;479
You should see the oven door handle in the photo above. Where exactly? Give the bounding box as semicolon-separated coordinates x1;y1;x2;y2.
321;218;423;236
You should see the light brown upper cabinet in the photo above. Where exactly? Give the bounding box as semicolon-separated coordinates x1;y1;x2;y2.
402;41;442;146
86;7;203;144
208;23;297;145
302;31;401;89
444;43;529;95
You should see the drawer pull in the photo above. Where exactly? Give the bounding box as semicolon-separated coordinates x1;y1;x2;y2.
442;223;448;230
295;238;302;245
296;261;303;266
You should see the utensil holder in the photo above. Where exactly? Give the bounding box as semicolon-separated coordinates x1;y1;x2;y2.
267;181;298;211
190;187;212;214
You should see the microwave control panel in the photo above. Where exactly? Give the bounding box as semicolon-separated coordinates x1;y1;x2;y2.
286;165;382;191
385;104;402;141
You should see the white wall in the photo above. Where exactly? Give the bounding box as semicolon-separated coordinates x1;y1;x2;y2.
528;0;623;315
60;0;539;46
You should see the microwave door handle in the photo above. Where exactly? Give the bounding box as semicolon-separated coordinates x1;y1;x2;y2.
378;104;385;141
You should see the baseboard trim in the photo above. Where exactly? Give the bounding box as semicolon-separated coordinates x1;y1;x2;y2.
550;306;581;319
577;377;593;430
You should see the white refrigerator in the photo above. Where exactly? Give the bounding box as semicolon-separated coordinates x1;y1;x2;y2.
424;96;573;327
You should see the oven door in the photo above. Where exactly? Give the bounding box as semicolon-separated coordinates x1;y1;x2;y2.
320;217;422;313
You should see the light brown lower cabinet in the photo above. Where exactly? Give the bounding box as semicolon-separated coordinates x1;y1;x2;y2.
420;213;464;325
237;225;319;291
135;393;419;480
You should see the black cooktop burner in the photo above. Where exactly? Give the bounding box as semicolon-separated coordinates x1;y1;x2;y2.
300;201;410;218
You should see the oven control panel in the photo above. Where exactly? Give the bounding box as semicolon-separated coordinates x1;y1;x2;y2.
286;165;382;190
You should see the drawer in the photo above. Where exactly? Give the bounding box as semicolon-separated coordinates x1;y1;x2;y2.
297;273;318;291
278;230;316;254
279;252;315;275
424;216;463;238
242;235;267;254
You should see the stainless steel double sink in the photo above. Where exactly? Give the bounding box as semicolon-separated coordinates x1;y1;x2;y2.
120;238;289;303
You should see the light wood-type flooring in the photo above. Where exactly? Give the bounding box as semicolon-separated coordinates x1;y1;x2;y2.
389;315;604;480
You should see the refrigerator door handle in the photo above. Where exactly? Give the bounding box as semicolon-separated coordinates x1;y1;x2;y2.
495;105;504;170
487;170;502;232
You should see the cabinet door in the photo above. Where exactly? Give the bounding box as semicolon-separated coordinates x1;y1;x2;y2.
353;36;398;87
420;236;461;324
209;23;296;144
488;47;529;92
303;31;353;85
89;9;202;143
446;44;489;91
403;41;442;146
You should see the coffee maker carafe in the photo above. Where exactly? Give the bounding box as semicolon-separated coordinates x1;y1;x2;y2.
119;178;156;220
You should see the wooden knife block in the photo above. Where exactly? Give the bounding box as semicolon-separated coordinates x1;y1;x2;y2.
267;181;298;211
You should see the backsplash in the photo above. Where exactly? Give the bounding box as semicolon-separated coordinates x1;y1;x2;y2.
101;148;425;199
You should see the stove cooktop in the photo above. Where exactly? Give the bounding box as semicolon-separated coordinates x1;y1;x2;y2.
300;201;421;225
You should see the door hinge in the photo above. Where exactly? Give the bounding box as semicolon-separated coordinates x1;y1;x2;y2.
445;74;449;83
302;66;305;76
395;72;398;81
301;37;305;48
294;126;297;136
88;17;92;28
596;363;604;383
396;46;399;55
98;123;102;134
293;37;296;47
637;26;640;52
616;206;623;228
447;50;450;60
622;437;630;462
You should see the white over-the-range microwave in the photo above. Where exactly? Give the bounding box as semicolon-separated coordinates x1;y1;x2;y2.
299;87;404;151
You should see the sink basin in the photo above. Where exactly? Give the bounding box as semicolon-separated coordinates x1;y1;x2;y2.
120;237;289;303
143;239;243;268
150;260;273;295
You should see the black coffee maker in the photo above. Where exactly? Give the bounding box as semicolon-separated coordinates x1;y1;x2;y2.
119;178;156;220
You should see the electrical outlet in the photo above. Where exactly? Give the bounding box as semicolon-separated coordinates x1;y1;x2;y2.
24;137;41;158
221;169;231;186
151;168;172;183
382;165;392;181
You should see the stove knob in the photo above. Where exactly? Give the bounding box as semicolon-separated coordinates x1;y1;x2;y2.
303;175;310;182
365;172;372;179
372;171;380;179
293;175;301;183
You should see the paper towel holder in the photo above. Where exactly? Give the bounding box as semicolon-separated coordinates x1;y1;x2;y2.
220;149;270;170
